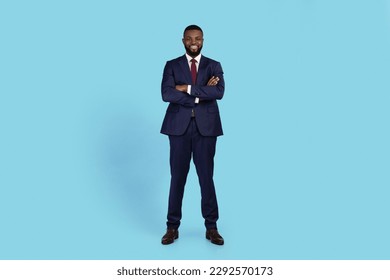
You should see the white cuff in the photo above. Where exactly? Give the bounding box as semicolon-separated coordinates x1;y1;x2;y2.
195;97;199;104
187;85;191;95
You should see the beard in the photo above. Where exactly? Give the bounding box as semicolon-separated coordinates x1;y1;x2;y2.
185;45;202;57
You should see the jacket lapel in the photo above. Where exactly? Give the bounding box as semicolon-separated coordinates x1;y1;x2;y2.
197;56;209;86
178;55;193;84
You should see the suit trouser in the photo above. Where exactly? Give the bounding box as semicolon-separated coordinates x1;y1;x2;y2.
166;118;219;230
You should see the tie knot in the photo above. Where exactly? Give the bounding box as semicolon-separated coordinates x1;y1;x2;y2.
191;59;197;63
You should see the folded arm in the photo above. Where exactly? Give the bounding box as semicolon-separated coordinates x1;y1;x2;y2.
161;62;196;107
190;62;225;100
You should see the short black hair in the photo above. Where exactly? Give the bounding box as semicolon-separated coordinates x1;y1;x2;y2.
183;25;203;37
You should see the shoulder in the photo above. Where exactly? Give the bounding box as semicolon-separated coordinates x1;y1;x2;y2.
200;55;221;65
166;55;186;64
163;55;185;72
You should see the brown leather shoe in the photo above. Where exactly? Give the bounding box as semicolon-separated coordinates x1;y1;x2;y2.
206;229;224;245
161;229;178;245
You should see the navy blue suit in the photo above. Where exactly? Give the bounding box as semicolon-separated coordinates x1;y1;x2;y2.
160;55;225;230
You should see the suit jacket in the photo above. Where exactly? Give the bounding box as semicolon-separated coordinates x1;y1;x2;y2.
160;55;225;136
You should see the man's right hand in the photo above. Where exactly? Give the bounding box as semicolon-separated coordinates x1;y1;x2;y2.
207;76;219;86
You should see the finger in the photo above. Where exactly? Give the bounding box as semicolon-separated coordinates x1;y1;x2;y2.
207;76;216;85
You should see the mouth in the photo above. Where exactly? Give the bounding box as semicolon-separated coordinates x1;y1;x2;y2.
190;45;198;51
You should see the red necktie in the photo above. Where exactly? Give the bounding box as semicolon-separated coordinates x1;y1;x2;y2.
191;58;197;85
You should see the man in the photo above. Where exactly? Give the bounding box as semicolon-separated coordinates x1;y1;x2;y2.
160;25;225;245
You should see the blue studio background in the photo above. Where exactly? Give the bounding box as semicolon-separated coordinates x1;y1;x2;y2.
1;0;389;259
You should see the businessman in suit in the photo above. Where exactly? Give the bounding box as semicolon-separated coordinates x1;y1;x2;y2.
160;25;225;245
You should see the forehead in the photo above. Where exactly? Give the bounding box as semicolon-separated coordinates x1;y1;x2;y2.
184;29;203;38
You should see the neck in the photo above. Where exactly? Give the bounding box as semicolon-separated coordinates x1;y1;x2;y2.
187;52;200;58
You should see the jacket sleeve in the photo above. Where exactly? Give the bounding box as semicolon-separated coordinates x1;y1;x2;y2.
161;61;196;107
190;62;225;100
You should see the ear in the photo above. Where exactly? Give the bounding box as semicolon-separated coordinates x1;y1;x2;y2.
182;38;185;44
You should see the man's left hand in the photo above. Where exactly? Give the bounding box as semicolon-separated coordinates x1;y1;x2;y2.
175;85;188;92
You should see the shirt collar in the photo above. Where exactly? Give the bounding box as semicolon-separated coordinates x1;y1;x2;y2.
185;53;202;63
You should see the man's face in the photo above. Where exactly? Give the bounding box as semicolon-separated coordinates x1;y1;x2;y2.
182;29;204;57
